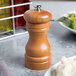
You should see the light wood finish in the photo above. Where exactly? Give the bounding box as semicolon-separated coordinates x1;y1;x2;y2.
24;10;52;24
24;8;52;70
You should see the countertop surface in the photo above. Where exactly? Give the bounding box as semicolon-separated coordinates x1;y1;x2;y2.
0;1;76;76
0;22;76;76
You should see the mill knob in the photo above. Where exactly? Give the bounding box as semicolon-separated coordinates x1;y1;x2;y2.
34;5;41;12
24;5;52;70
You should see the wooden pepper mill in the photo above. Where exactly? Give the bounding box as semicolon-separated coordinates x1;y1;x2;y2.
24;5;52;70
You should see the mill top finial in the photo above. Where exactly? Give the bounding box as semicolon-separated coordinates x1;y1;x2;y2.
34;5;41;12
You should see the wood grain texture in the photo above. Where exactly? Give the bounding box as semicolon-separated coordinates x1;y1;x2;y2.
24;8;52;70
24;10;52;24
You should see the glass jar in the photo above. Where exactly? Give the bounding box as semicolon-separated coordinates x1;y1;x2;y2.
0;0;11;33
14;0;29;29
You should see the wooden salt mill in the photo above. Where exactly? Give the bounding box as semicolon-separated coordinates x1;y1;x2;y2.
24;5;52;70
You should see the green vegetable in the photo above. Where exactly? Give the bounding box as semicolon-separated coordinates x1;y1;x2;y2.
68;13;75;18
71;20;76;30
58;17;72;27
58;13;76;30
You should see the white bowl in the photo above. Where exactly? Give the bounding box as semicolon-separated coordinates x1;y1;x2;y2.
59;22;76;34
58;11;76;34
44;56;76;76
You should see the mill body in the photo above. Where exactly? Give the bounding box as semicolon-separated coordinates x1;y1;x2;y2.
24;5;52;70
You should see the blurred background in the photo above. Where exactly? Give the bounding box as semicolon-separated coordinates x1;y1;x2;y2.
0;0;76;40
30;1;76;19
